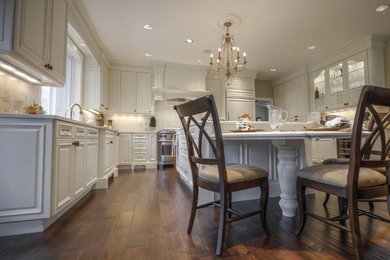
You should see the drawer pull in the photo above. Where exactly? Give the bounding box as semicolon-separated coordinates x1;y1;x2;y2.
72;141;80;146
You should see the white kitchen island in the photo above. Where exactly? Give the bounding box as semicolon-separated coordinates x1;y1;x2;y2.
176;121;356;217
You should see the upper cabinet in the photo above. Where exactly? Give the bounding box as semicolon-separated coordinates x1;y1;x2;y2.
309;35;386;112
310;51;368;111
0;0;67;86
108;69;153;114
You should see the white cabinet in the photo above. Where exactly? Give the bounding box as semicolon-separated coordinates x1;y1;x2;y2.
136;72;152;113
108;69;153;114
311;51;368;112
119;133;132;165
226;98;255;121
109;70;121;113
100;60;109;111
226;77;256;121
73;140;86;197
85;138;98;187
148;133;157;162
54;139;74;213
53;122;99;214
118;132;157;169
97;128;118;189
0;0;13;51
120;71;137;112
0;0;68;86
311;138;336;164
273;74;309;122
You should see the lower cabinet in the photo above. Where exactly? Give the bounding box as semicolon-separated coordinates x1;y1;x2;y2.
53;123;99;214
311;138;337;164
118;132;157;169
96;128;118;189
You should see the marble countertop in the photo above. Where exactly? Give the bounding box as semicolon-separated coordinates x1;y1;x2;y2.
0;113;117;131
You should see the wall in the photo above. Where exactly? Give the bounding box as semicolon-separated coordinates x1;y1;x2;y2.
106;114;158;132
0;69;40;113
255;79;273;98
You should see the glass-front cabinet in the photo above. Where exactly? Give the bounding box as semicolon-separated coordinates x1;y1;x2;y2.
311;50;367;112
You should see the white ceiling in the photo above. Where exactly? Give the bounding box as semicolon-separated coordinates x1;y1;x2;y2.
82;0;390;81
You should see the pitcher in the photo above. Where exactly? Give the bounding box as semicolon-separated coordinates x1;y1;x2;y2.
267;105;288;131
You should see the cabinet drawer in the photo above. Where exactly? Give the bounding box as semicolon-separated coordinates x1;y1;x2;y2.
105;131;115;139
226;89;255;99
133;141;147;150
56;122;74;138
133;152;147;162
87;128;99;138
75;126;86;137
133;134;147;140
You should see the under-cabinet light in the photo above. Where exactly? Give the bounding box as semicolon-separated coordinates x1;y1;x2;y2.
0;60;41;84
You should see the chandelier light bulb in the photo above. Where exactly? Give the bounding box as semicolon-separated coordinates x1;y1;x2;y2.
210;53;213;58
218;48;221;52
243;52;246;57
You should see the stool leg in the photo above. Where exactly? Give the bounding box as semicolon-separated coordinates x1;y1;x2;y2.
296;177;307;236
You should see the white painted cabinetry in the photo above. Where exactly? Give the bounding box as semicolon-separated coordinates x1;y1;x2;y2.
311;138;337;164
53;122;99;214
0;0;68;86
0;0;13;51
118;132;157;169
108;70;153;114
96;128;118;188
273;73;309;121
226;77;255;120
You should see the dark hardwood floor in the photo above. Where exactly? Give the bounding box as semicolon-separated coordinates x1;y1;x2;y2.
1;168;390;259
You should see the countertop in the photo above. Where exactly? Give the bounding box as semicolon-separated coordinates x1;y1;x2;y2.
0;113;118;131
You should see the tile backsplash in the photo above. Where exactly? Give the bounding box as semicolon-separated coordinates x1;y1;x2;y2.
0;69;40;113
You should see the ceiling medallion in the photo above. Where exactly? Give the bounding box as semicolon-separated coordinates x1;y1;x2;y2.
209;21;246;85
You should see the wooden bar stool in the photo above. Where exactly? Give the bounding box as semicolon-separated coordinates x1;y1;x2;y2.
174;95;270;256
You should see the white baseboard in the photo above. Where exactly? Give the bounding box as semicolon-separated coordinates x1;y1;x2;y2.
96;167;118;189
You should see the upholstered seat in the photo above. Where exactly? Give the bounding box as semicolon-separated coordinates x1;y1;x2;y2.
199;164;269;184
323;158;387;174
297;164;387;188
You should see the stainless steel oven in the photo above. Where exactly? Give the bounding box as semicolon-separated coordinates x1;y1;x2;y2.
158;130;176;168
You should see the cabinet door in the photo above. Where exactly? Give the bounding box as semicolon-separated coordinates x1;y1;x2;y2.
74;140;86;197
346;51;367;106
328;63;345;109
47;0;67;84
226;98;255;121
148;133;157;162
120;71;137;113
119;134;131;164
55;139;73;213
85;139;98;187
311;70;327;111
0;0;13;52
14;0;50;70
100;61;109;111
108;70;121;113
136;72;152;113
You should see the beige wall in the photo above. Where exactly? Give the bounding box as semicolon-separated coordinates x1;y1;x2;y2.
255;79;273;98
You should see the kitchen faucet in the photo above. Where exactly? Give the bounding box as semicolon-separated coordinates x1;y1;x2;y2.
70;103;84;120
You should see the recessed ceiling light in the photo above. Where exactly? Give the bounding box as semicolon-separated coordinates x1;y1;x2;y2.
80;42;86;47
376;5;389;12
145;53;152;57
185;39;193;44
308;45;316;50
144;24;153;30
270;68;277;72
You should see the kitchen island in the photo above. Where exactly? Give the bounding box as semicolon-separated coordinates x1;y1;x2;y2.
176;121;356;217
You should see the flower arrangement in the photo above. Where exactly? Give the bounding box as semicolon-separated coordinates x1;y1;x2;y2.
238;113;253;120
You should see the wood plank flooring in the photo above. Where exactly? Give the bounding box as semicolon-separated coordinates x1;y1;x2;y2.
1;168;390;259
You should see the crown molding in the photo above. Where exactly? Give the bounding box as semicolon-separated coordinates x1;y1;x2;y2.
68;0;112;65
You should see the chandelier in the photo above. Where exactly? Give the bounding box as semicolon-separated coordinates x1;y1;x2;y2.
209;21;247;85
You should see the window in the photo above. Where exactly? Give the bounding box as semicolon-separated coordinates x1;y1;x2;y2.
41;38;83;117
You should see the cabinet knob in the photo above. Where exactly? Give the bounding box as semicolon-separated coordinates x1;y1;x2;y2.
105;107;108;110
101;104;104;107
134;109;136;112
325;106;328;109
110;140;114;144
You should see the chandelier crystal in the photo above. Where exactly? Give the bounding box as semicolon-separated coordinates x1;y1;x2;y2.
209;22;247;85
